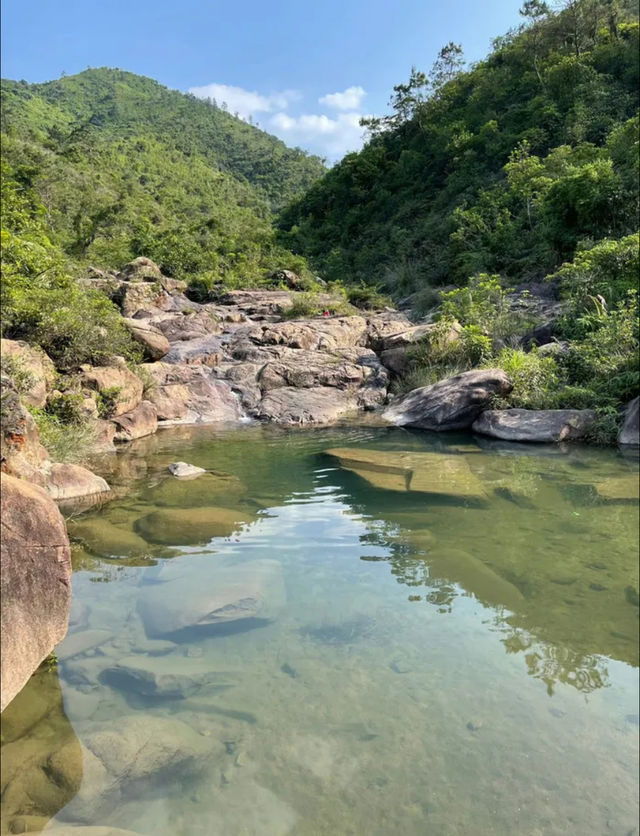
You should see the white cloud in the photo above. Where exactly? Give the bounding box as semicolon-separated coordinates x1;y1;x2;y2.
188;82;300;119
269;111;366;161
319;85;366;111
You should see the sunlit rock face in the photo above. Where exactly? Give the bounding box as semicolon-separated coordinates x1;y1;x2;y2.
1;473;72;712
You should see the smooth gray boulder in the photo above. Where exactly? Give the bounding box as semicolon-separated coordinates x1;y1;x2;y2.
383;369;512;431
618;397;639;446
472;408;596;442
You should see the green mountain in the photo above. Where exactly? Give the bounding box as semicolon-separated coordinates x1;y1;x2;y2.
279;1;639;303
1;68;325;282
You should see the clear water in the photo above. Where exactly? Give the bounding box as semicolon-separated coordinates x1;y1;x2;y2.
2;425;638;836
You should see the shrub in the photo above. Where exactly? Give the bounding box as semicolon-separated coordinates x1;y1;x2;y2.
488;348;561;409
0;354;36;396
346;282;391;310
95;386;122;419
29;408;97;463
45;392;86;424
282;292;355;320
549;234;639;307
438;273;535;338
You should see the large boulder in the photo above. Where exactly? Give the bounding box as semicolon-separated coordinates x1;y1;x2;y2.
1;474;72;711
618;397;639;446
256;386;361;426
379;322;460;376
117;256;163;282
472;408;596;442
44;463;111;502
247;316;368;351
383;369;513;431
78;360;144;417
0;339;56;408
122;318;170;361
111;401;158;442
141;362;245;424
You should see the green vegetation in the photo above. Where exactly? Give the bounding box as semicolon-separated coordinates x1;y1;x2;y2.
279;2;638;295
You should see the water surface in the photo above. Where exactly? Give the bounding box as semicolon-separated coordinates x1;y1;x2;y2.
2;425;638;835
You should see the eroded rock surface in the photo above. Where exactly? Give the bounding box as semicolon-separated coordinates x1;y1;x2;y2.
383;369;513;431
1;474;72;711
472;408;596;442
619;397;639;446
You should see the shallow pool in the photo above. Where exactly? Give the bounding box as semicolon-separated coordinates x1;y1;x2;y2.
2;425;638;835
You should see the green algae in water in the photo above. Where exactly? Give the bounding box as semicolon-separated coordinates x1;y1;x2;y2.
1;424;638;836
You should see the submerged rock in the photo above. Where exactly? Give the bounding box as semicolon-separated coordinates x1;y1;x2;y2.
134;506;253;545
100;654;236;698
137;558;284;639
472;408;596;442
68;518;152;559
1;474;72;711
595;475;639;501
383;369;512;431
427;548;525;613
148;471;244;506
325;447;486;500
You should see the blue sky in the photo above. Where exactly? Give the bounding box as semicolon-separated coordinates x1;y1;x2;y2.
1;0;524;161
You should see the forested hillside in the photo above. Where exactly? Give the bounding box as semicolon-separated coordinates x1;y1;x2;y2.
279;0;639;302
1;68;324;283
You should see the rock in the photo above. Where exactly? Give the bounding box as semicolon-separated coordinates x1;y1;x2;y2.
59;715;220;823
1;474;72;711
268;268;302;289
112;280;175;318
44;463;110;502
67;518;151;559
248;316;368;351
122;318;170;360
472;408;596;442
118;256;163;282
522;319;559;349
137;558;284;638
152;309;221;342
536;340;571;358
134;506;253;545
93;419;117;452
167;461;207;478
0;339;56;408
100;654;235;699
111;400;158;442
142;362;245;424
325;447;486;499
219;289;295;318
78;362;144;417
383;369;513;431
619;397;639;446
164;334;224;366
256;386;361;425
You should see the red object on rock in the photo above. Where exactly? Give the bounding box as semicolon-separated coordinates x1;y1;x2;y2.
323;310;330;317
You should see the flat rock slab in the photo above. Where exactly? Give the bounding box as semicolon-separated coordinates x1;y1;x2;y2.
595;475;640;501
472;408;595;442
68;518;152;559
137;557;285;638
325;447;486;499
383;369;512;431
